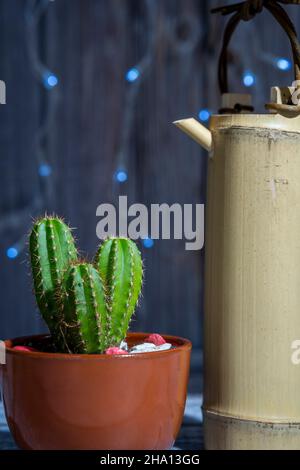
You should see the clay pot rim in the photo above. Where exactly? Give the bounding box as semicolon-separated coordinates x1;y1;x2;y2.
4;332;192;360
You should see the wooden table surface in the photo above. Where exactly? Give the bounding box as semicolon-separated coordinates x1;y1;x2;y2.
0;394;203;451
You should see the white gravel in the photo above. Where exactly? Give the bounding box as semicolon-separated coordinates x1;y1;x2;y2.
129;342;172;354
118;340;172;354
119;340;129;351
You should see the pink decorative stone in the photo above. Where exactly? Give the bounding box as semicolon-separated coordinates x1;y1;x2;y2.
145;334;166;346
105;347;127;355
13;346;37;352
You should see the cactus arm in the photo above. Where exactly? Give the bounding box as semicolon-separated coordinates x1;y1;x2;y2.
30;220;53;320
61;263;109;353
125;240;143;321
29;217;78;335
94;238;113;283
110;239;143;343
95;238;143;346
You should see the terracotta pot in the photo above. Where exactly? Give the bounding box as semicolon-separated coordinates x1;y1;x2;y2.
1;332;191;450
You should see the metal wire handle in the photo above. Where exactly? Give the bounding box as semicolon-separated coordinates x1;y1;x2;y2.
212;0;300;113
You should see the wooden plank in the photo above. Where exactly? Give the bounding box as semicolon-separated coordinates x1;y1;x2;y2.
0;0;44;340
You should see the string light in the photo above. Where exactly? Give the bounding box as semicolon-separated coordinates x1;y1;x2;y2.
43;71;58;89
198;109;211;122
276;58;291;71
6;247;19;259
39;163;52;177
143;237;154;249
243;71;255;87
114;169;128;183
125;67;140;83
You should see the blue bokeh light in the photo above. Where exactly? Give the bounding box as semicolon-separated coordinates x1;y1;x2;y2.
114;169;128;183
43;72;58;89
125;68;140;83
243;71;255;87
6;247;19;259
39;163;52;177
276;58;291;71
198;109;211;122
143;238;154;249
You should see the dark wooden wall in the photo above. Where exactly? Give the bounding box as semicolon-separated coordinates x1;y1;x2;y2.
1;0;300;351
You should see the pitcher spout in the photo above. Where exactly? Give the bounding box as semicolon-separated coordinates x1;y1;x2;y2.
173;117;212;152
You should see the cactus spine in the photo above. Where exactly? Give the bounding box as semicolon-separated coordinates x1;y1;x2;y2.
60;263;109;354
95;237;143;346
29;217;78;345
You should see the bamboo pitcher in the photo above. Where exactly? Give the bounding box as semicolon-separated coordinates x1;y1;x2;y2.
175;0;300;450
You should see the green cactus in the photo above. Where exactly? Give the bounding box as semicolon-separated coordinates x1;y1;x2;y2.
60;263;110;354
29;216;78;346
95;237;143;347
29;216;143;354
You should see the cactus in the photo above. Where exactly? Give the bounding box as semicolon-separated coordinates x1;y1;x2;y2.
94;237;143;347
29;216;78;347
60;263;110;354
29;216;143;354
